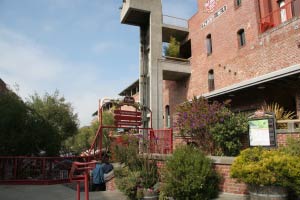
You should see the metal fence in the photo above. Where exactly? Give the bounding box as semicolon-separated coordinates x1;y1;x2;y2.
0;156;86;184
149;129;173;154
163;15;188;28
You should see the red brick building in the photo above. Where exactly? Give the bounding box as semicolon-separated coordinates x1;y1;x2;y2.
0;79;7;94
121;0;300;129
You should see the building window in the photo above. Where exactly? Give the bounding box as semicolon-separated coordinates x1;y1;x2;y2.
206;34;212;55
237;29;246;47
208;69;215;92
165;105;170;128
235;0;242;7
278;0;287;23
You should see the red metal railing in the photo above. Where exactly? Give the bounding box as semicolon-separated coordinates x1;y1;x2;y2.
69;161;97;200
0;156;88;185
149;129;173;154
260;0;300;32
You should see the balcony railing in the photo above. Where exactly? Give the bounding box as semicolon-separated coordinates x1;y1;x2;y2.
163;15;188;28
260;0;300;32
276;119;300;133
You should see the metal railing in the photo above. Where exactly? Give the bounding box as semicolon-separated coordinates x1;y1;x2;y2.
260;0;300;32
0;156;87;184
163;15;188;28
149;129;173;154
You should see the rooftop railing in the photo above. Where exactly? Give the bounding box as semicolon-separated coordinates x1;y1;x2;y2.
163;15;188;28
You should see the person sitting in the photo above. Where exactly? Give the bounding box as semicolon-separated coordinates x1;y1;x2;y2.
91;161;105;191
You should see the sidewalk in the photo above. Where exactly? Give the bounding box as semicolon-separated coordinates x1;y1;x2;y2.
0;185;127;200
0;185;249;200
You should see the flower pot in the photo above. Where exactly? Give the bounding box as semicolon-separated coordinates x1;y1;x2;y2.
248;185;288;200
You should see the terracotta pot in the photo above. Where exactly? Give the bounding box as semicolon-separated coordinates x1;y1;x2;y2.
248;185;288;200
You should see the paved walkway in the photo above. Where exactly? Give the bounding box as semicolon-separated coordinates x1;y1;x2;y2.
0;185;127;200
0;185;249;200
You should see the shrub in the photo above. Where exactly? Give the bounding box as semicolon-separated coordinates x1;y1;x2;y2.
160;146;219;200
114;135;159;199
230;147;300;196
175;96;230;154
115;167;140;199
261;102;295;120
210;113;248;156
281;136;300;157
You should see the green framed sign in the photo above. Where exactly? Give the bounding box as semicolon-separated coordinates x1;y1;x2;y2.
248;111;276;147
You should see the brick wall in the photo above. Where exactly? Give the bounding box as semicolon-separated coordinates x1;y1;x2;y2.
214;164;248;195
188;0;300;97
276;133;300;146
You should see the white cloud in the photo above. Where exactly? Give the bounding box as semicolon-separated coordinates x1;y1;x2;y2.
0;27;117;127
0;28;63;81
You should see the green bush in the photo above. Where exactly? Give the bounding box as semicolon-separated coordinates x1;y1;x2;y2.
281;136;300;157
210;113;248;156
114;135;159;199
115;166;140;199
160;146;219;200
230;147;300;196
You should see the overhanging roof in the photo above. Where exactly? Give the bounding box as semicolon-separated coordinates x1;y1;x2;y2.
202;64;300;99
119;79;139;96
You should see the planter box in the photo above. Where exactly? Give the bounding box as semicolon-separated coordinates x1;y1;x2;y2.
248;185;288;200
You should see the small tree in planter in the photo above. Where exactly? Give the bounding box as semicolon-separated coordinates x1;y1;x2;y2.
230;147;300;199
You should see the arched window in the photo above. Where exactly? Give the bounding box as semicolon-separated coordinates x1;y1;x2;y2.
165;105;170;128
206;34;212;55
208;69;215;92
235;0;242;7
237;29;246;47
278;0;287;23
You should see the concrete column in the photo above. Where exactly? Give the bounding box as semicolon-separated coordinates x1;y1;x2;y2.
148;1;163;129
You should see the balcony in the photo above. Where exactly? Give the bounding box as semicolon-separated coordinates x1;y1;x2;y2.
162;15;189;43
260;0;300;32
159;56;191;81
120;0;151;26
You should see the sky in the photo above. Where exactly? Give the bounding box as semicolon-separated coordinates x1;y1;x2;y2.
0;0;197;127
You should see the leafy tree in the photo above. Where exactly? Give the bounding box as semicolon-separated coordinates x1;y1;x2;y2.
0;90;60;156
164;36;180;57
26;90;79;142
65;111;114;154
175;96;230;154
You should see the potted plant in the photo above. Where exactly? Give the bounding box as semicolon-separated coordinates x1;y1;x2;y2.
137;156;159;200
230;147;300;200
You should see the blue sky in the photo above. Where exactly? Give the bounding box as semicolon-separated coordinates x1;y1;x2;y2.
0;0;197;127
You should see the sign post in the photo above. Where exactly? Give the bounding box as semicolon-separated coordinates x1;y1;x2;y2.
248;111;277;147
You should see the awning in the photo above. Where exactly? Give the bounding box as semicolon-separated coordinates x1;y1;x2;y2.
202;64;300;99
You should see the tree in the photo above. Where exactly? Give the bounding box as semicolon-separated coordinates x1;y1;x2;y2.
26;90;79;143
0;90;60;156
164;36;180;57
65;111;114;154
